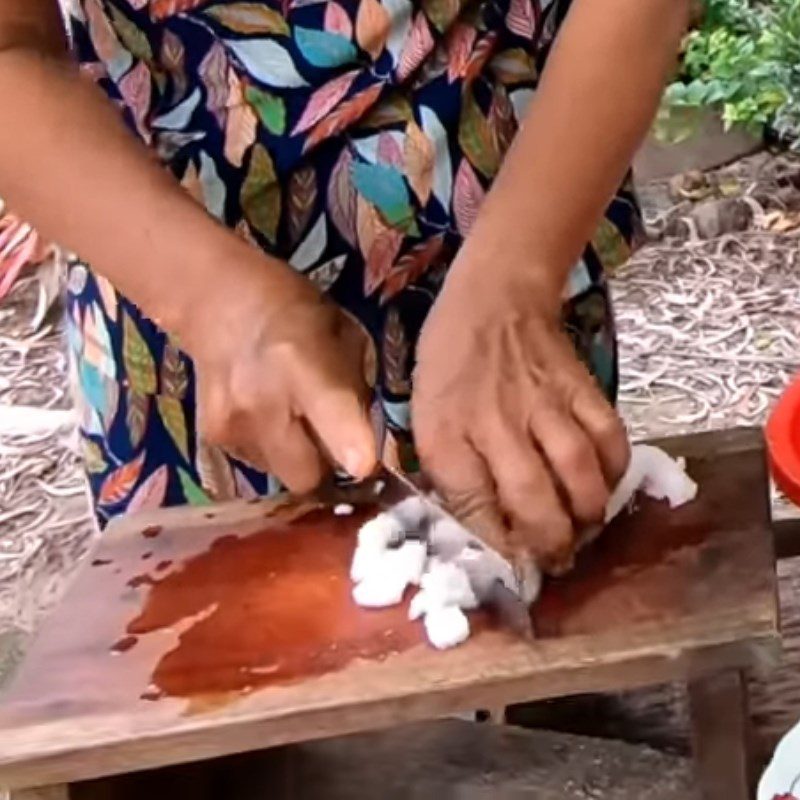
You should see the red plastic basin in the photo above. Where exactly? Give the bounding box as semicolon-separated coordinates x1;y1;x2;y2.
767;376;800;507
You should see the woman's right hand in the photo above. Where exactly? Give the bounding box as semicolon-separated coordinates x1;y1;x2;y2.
0;0;377;495
183;259;378;494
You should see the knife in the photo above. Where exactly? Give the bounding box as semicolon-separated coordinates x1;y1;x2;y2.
486;580;535;641
320;466;536;640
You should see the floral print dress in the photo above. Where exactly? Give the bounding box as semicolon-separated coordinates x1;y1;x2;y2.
64;0;641;523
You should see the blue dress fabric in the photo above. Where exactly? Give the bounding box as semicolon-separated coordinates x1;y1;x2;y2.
64;0;642;522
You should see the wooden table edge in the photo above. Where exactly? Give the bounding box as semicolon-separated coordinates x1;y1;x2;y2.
0;623;780;790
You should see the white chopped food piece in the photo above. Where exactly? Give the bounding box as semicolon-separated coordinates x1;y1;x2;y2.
420;559;478;609
352;559;408;607
424;606;471;650
352;577;405;608
350;543;383;583
408;588;431;621
379;544;427;591
357;513;403;549
605;444;698;523
333;503;354;516
352;544;423;608
351;503;537;650
638;446;698;507
396;540;428;586
351;441;696;651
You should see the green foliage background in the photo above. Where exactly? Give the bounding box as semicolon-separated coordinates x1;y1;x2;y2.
658;0;800;145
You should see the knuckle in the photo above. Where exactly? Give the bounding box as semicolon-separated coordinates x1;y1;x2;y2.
597;407;625;443
268;339;302;367
469;419;497;452
504;473;542;504
228;366;261;403
559;438;592;474
540;509;574;548
447;487;496;522
237;385;268;413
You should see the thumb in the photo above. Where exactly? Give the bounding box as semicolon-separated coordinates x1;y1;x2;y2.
304;388;378;479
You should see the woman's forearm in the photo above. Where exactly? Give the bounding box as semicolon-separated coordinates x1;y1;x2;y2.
454;0;690;304
0;5;294;350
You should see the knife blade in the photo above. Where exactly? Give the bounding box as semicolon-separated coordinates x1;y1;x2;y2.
320;466;535;641
486;580;536;641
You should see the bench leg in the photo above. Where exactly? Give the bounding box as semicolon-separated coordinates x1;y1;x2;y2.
688;670;753;800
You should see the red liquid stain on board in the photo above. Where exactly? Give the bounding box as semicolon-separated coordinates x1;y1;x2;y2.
126;508;424;701
533;494;711;638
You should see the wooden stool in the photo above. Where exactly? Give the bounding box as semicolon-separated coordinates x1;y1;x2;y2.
0;429;779;800
21;721;701;800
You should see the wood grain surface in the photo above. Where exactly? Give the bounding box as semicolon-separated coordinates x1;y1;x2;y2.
0;429;780;789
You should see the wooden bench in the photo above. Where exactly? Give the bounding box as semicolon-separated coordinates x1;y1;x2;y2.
0;428;780;800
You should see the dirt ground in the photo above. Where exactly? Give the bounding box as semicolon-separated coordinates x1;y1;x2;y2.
3;151;800;791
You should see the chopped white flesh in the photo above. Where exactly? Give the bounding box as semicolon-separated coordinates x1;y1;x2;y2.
351;550;409;608
606;444;698;523
351;444;697;650
352;574;406;608
350;540;427;606
424;605;470;650
408;588;431;621
420;558;479;609
396;539;428;586
357;513;403;548
350;543;383;584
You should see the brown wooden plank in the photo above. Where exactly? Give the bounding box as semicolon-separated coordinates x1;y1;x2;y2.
8;787;70;800
688;671;754;800
0;429;779;789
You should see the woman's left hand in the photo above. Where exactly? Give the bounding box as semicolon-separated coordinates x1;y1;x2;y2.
410;0;687;576
412;266;629;575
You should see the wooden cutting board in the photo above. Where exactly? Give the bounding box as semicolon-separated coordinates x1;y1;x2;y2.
0;429;780;789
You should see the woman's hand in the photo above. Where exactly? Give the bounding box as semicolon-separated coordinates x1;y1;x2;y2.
410;0;687;574
186;261;378;494
412;268;629;575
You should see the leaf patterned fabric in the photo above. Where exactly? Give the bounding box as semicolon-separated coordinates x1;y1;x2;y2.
66;0;642;523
